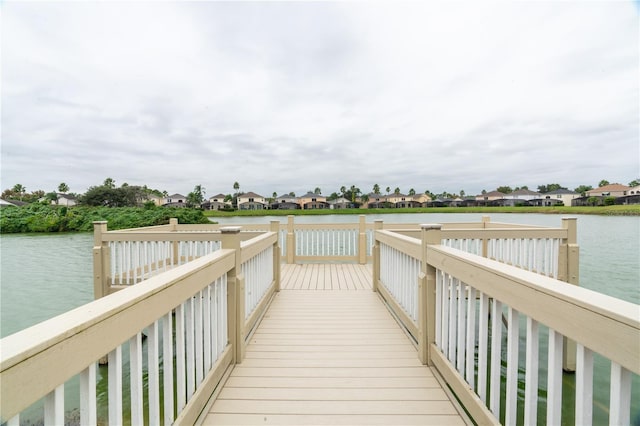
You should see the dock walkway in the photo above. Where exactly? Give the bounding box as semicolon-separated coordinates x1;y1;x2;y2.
203;264;465;425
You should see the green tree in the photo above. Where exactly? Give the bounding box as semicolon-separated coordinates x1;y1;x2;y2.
394;187;400;194
58;183;69;193
459;190;466;198
496;186;512;194
12;184;26;200
314;187;322;195
408;188;416;196
598;180;609;187
340;186;346;197
186;184;206;208
574;185;593;196
373;184;380;194
628;179;639;187
103;177;115;188
385;187;390;196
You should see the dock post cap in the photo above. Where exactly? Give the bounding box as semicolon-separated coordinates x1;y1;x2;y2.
220;226;242;234
420;224;442;230
93;220;108;224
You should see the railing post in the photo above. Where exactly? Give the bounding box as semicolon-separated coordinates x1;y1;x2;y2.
170;218;179;265
562;217;579;372
481;215;490;257
286;215;295;264
420;224;442;366
358;215;367;264
270;220;281;292
221;226;245;364
93;221;109;299
372;220;383;292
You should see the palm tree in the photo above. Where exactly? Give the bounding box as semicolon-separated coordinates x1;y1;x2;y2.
373;184;380;195
408;188;416;196
58;183;69;193
12;184;26;200
233;181;240;194
385;187;390;196
314;187;322;195
340;186;346;197
394;187;400;194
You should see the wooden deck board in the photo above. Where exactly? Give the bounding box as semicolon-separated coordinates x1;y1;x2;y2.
203;264;465;425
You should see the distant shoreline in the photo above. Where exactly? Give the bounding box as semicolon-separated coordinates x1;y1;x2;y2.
204;205;640;218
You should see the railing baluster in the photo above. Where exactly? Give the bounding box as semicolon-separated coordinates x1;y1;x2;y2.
80;363;96;425
448;276;457;363
477;291;489;402
505;307;519;426
186;297;195;398
610;362;632;425
524;317;539;424
148;320;160;425
203;286;212;372
456;281;466;374
465;286;476;388
44;384;63;425
547;329;564;425
195;291;204;385
163;312;175;425
435;269;443;348
441;272;450;359
575;344;593;426
129;333;144;425
108;346;123;425
489;299;502;416
175;302;186;412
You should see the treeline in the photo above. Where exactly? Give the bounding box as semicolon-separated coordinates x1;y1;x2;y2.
0;203;210;234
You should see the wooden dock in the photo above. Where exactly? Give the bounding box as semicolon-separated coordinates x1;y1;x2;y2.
203;264;465;425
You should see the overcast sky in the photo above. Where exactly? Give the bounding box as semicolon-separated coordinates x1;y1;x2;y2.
2;1;638;198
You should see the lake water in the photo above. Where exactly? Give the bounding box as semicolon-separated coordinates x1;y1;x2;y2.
1;213;638;423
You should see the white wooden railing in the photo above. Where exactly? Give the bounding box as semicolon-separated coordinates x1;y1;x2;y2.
372;223;639;425
1;227;280;426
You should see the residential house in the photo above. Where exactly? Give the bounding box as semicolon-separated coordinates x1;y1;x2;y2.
271;194;300;210
476;191;506;206
366;193;389;209
328;197;353;209
298;192;329;210
237;192;267;210
145;194;164;206
535;189;579;207
502;189;540;207
586;184;631;198
164;194;187;207
388;193;419;208
202;194;231;211
412;193;431;206
56;193;78;207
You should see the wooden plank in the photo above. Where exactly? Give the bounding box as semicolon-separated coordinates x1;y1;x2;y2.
223;375;442;388
229;367;434;378
211;399;458;415
238;358;424;368
218;387;449;400
203;413;464;425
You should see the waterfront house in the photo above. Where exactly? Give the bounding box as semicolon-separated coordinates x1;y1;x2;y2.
586;184;631;198
237;192;267;210
476;191;506;206
202;194;231;211
328;197;353;209
365;193;389;208
270;194;300;210
535;189;580;207
298;192;329;210
502;189;541;207
163;193;187;207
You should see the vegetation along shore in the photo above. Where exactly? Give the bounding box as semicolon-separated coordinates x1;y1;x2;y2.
1;203;638;234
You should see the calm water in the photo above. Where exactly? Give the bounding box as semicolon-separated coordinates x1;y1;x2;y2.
1;213;638;424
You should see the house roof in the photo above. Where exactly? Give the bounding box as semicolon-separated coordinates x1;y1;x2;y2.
240;191;264;198
167;193;186;198
587;184;631;193
480;191;506;197
210;193;227;199
547;189;578;195
510;189;540;196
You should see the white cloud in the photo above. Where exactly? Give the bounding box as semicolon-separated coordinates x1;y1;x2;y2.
1;1;638;198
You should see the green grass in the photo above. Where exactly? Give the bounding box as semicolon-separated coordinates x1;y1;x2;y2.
204;205;640;217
